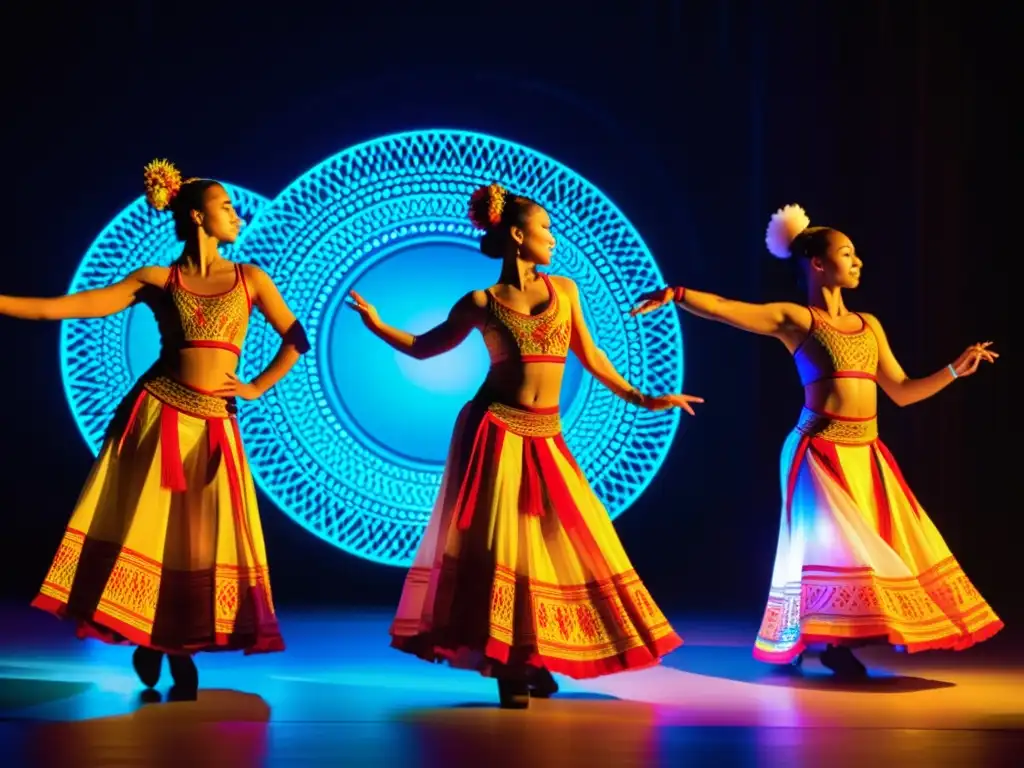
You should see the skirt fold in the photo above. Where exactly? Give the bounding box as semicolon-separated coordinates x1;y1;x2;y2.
390;400;681;679
32;376;283;654
754;408;1002;663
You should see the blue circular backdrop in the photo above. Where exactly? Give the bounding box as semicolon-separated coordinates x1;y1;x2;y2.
60;185;269;456
233;129;685;567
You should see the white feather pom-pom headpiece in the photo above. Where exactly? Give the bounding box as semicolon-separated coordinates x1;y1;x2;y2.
765;204;811;259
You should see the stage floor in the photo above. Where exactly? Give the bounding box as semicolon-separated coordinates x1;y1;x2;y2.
1;604;1020;766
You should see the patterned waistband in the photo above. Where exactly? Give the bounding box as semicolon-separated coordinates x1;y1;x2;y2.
795;407;877;445
485;402;561;438
143;375;233;420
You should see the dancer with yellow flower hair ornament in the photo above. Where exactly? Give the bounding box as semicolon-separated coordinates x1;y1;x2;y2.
629;204;1002;677
0;160;309;699
349;183;702;709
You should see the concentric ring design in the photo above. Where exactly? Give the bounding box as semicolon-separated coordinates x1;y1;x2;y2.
231;129;685;567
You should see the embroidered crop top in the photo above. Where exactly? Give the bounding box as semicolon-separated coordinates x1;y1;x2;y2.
482;273;572;365
159;263;252;357
793;306;878;387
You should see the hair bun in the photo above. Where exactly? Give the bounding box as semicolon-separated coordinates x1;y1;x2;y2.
143;158;184;211
765;203;811;259
468;183;508;231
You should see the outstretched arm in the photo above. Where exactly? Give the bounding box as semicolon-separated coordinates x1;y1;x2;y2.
632;286;805;339
220;266;310;399
348;289;483;360
863;313;997;407
0;267;163;320
563;277;702;413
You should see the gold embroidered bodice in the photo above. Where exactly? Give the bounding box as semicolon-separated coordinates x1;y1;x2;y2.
482;273;572;365
793;306;879;386
160;264;252;357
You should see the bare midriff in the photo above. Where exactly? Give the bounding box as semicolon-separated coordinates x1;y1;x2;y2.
162;348;241;393
480;360;566;409
804;378;877;420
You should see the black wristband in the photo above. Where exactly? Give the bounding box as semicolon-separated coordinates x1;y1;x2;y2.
625;389;645;406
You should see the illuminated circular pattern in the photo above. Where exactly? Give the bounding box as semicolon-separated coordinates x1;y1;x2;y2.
60;185;269;455
234;129;685;567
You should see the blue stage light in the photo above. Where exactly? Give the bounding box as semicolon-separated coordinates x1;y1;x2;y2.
233;129;685;567
60;185;269;455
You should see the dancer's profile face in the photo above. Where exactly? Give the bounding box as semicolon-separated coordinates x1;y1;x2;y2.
809;230;862;290
192;184;243;244
511;205;556;266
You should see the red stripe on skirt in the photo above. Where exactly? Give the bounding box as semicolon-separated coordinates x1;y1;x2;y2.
117;390;148;456
208;419;244;519
160;406;188;492
453;414;505;530
874;440;922;519
869;447;895;545
453;412;604;566
785;436;853;532
208;418;275;629
519;438;545;516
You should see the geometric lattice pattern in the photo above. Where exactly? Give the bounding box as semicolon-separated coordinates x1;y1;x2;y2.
59;131;684;568
232;129;685;567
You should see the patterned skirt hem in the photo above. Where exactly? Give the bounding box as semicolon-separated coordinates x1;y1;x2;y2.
753;616;1004;664
31;593;285;655
390;630;682;680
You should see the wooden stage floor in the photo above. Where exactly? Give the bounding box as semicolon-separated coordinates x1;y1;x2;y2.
1;604;1020;766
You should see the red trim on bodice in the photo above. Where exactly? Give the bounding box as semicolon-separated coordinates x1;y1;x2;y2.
482;273;572;366
793;306;879;387
165;263;251;357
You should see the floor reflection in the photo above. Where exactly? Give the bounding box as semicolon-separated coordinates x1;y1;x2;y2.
0;605;1020;767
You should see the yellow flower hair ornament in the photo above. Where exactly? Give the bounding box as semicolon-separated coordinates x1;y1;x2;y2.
143;158;184;211
468;183;508;230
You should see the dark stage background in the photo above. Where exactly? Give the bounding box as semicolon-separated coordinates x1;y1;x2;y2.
2;2;1016;626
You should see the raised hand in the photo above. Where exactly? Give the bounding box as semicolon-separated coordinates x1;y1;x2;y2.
629;287;675;317
951;341;998;379
643;393;705;415
347;290;381;329
214;372;262;400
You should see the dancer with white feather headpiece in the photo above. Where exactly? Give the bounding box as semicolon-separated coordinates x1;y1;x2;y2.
628;204;1002;676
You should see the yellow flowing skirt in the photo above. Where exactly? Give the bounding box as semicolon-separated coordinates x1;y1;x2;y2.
754;408;1003;663
390;399;682;679
32;374;283;654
